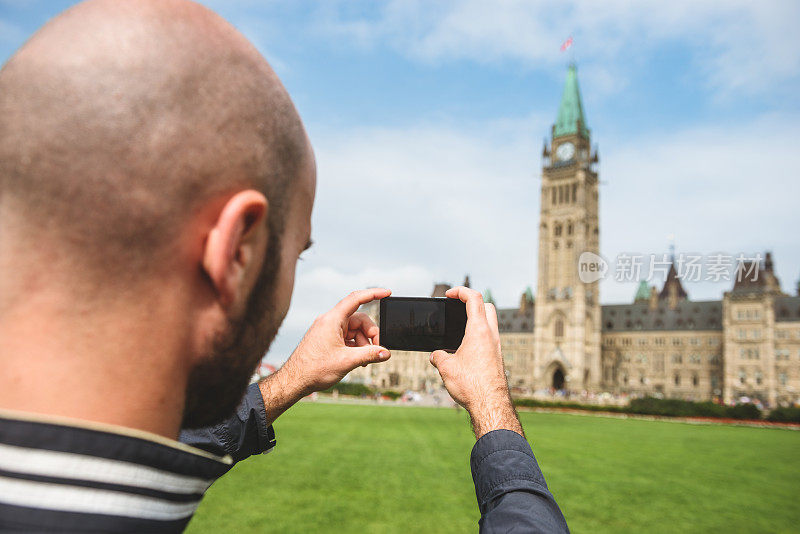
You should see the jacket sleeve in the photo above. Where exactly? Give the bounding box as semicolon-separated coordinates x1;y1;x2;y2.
179;382;276;466
471;429;569;533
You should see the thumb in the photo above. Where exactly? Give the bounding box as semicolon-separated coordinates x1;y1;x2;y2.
429;350;448;370
349;345;391;368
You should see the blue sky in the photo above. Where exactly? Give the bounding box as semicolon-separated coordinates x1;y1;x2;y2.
2;0;799;362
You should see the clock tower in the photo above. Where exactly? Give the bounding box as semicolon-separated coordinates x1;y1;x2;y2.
533;63;602;392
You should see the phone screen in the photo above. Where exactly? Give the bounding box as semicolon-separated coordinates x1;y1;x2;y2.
379;297;466;352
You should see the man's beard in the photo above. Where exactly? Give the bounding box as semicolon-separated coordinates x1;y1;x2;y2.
181;233;285;429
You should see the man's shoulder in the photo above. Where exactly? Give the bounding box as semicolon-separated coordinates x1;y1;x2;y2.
0;412;230;532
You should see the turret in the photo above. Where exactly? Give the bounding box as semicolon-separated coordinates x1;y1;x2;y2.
634;280;650;303
519;286;534;314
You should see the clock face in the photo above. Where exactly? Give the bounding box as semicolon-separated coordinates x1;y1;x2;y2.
556;142;575;161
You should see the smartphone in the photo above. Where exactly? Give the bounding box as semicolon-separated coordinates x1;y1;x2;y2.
379;297;467;353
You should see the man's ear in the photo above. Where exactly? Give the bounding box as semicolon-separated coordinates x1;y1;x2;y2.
202;190;268;311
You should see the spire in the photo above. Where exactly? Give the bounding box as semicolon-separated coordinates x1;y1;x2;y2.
553;63;589;139
634;281;650;303
659;260;688;307
483;289;495;305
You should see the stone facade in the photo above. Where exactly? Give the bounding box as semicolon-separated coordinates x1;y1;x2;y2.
346;64;800;408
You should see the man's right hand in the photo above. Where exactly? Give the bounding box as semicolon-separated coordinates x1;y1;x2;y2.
429;287;524;439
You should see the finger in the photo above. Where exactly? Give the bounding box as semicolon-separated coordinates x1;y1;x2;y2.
333;288;392;321
348;312;379;339
445;286;487;324
353;330;370;347
429;349;449;369
484;303;499;332
348;345;391;368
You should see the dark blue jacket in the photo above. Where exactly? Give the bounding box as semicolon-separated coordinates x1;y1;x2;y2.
181;385;569;533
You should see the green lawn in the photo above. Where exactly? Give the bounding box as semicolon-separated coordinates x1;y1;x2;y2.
187;402;800;533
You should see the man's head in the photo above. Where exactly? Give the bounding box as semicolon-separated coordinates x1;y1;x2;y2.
0;0;315;428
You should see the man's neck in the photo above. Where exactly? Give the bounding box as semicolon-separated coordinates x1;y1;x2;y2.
0;287;191;440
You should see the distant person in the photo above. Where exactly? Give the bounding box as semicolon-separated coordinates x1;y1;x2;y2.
0;1;568;532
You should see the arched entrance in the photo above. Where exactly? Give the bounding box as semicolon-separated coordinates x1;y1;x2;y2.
552;368;565;390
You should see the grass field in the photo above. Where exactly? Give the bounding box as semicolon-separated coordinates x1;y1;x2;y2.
186;402;800;533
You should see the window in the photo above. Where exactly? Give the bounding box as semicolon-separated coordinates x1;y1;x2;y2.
692;374;699;387
739;370;746;384
690;338;700;346
636;354;648;364
737;329;746;340
554;223;562;237
639;375;646;385
551;187;557;205
638;338;648;346
623;374;629;385
672;337;681;346
567;222;574;235
571;183;577;203
779;372;788;386
751;329;761;340
655;338;666;346
671;354;683;364
689;354;701;364
555;318;564;339
674;374;681;386
755;371;763;385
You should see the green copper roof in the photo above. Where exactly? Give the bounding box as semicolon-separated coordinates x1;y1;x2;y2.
634;281;650;302
553;63;589;139
483;289;495;305
524;286;534;302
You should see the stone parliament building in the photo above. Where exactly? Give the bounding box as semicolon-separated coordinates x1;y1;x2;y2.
349;65;800;408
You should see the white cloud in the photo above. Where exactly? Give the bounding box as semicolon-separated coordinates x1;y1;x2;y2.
313;0;800;99
266;112;800;362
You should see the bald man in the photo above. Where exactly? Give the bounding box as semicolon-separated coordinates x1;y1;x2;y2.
0;1;567;532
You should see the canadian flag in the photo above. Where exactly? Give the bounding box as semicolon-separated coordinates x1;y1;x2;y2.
560;36;573;52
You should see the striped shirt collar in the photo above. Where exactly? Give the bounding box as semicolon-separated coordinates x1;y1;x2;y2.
0;410;232;532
